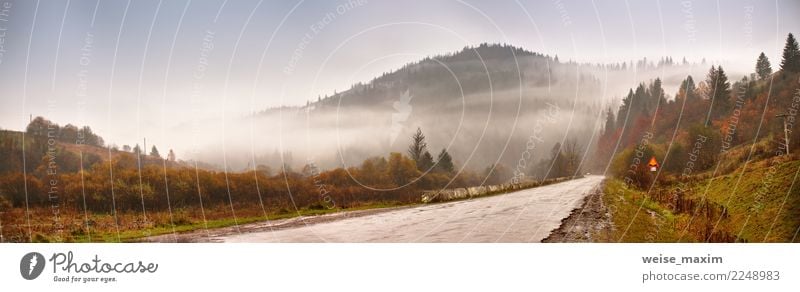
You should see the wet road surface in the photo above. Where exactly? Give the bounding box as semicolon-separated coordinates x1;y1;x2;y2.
221;175;604;242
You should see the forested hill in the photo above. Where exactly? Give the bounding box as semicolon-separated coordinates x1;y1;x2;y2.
597;32;800;186
0;117;187;175
257;43;699;116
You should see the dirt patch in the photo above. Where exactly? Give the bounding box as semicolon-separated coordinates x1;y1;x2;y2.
541;182;613;242
143;206;414;243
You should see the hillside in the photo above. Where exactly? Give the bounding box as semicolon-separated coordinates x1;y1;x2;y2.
600;151;799;243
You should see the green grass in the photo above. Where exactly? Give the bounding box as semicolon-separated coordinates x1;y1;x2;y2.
677;157;800;242
67;201;412;243
600;179;681;242
601;155;800;243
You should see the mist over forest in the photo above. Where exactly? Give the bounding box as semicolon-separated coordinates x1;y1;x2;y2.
177;43;741;180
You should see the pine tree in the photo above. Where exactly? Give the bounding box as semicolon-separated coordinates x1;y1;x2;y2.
678;75;697;101
407;127;428;169
755;52;772;80
603;107;615;136
435;149;454;173
706;66;732;117
150;145;161;158
780;33;800;73
419;151;434;171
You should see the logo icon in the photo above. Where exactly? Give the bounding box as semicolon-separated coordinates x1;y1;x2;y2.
390;89;413;145
20;252;45;280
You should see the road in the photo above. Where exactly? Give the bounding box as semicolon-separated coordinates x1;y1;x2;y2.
220;175;604;242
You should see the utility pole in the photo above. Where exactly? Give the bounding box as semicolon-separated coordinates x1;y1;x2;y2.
776;113;791;156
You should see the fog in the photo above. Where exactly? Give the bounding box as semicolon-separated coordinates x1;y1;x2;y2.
160;50;740;178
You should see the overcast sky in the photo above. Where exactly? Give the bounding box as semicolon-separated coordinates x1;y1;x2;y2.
0;0;797;149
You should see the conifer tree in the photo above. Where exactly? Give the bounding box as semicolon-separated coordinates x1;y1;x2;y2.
755;52;772;80
780;33;800;73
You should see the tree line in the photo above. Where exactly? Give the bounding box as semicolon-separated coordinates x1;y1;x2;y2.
596;32;800;188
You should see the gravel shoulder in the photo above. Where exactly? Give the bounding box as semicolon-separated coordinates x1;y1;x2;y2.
541;181;613;242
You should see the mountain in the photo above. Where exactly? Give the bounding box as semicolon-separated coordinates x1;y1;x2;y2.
249;44;606;173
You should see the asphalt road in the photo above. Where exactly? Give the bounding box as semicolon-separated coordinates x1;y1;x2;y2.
220;175;604;242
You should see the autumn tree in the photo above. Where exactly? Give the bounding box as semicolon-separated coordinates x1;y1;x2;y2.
687;124;722;171
386;152;419;186
358;156;389;186
780;33;800;73
79;126;103;147
755;52;772;80
60;124;79;143
26;116;56;138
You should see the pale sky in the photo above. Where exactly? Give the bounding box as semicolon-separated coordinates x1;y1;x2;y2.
0;0;797;149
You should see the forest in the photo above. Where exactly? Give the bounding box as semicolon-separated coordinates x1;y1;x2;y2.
596;33;800;187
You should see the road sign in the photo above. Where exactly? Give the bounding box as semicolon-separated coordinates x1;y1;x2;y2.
648;156;659;172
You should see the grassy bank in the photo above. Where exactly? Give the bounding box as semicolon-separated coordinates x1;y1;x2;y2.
599;155;800;242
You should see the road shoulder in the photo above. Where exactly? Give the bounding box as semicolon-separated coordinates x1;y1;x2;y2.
541;180;613;242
